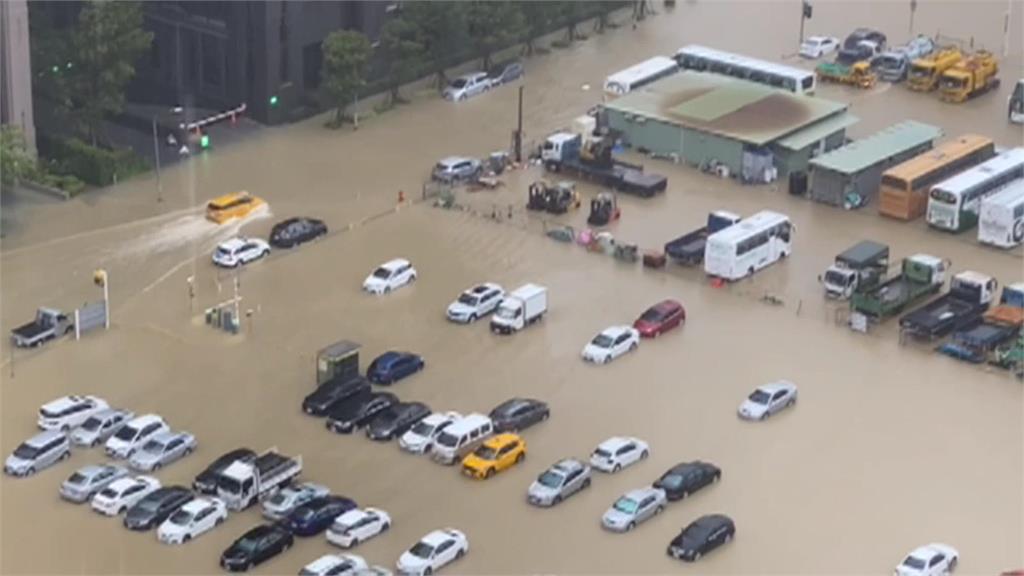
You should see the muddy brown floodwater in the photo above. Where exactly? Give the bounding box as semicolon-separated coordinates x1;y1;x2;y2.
2;2;1023;575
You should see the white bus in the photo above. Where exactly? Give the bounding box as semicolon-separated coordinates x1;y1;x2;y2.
927;147;1024;232
978;180;1024;248
675;44;817;95
603;56;679;98
704;210;794;281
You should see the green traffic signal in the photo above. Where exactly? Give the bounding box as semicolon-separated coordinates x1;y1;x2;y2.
200;134;210;149
269;95;279;107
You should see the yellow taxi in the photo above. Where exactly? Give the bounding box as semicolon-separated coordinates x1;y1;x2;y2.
461;433;526;479
205;191;266;224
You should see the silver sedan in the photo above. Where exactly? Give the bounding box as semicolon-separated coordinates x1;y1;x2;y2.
601;487;666;532
60;464;130;503
527;458;592;507
737;381;798;421
128;431;196;472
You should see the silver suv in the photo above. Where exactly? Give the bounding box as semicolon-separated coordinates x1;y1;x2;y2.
5;430;70;477
527;458;592;507
432;156;481;183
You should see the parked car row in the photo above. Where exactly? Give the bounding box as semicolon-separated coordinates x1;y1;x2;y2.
442;61;524;102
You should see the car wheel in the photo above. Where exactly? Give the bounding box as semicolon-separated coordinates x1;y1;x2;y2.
681;490;688;499
61;424;70;433
262;250;270;258
456;547;465;559
553;495;562;505
626;522;636;532
787;397;796;407
185;447;193;456
760;412;769;421
60;450;70;461
612;463;621;473
216;516;224;526
351;537;360;546
184;534;191;542
629;341;638;351
515;452;524;464
485;468;495;478
282;541;291;552
640;450;649;460
26;467;36;476
603;355;611;364
384;286;391;294
948;558;958;572
582;478;591;489
724;532;733;543
153;462;162;471
713;472;721;483
655;505;664;515
90;440;99;448
425;568;433;576
693;552;702;561
747;266;755;277
468;313;477;323
382;522;391;531
119;506;127;514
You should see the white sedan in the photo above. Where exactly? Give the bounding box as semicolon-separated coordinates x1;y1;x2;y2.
326;507;391;548
396;528;468;576
399;412;461;455
363;259;417;295
212;237;271;268
581;326;640;364
800;35;840;58
737;381;798;421
895;543;959;576
300;553;368;576
157;497;228;544
90;475;161;516
589;436;649;473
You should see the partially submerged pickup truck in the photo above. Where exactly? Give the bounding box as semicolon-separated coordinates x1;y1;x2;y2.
11;308;74;348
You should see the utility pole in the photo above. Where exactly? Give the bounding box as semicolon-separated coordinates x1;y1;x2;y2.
514;85;524;163
909;0;917;35
152;115;163;203
799;1;812;45
1002;0;1011;57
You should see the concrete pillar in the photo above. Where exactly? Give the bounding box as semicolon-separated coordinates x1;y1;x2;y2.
0;0;36;153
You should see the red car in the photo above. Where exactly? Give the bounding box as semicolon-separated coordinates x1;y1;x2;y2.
633;299;685;337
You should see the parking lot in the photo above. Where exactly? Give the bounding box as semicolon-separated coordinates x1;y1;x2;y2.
2;1;1023;574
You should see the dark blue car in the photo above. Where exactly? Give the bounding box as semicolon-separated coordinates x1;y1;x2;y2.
367;351;425;385
281;495;356;536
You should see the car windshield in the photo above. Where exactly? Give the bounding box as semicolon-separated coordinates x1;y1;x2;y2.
13;443;40;459
142;440;165;453
875;55;900;68
457;294;479;306
169;509;193;525
902;556;926;569
613;497;638;514
474;446;498;460
410;421;435;436
451;79;467;88
267;492;290;506
749;390;771;404
67;472;88;485
292;507;315;521
80;417;103;431
409;542;434;559
235;537;260;551
659;474;683;488
640;309;664;322
113;425;138;442
591;334;614;348
99;487;119;498
372;267;391;279
136;497;162;512
824;270;851;286
216;246;232;256
436;432;458;448
537;471;564;488
593;448;611;458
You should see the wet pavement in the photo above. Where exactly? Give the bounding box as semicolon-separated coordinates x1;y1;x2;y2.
2;2;1023;575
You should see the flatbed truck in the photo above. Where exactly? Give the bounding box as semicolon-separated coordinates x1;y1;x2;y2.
217;448;302;510
899;271;996;340
541;132;667;197
939;283;1024;363
664;211;741;266
850;254;947;321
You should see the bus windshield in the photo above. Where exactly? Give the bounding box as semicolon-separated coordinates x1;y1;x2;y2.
930;189;958;204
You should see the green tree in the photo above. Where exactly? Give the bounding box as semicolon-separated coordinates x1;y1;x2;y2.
466;1;525;69
0;126;38;193
65;1;153;145
379;16;426;105
559;1;587;43
320;30;372;127
404;2;469;88
521;2;558;55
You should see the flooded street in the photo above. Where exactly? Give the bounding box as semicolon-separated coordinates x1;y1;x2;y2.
2;2;1023;574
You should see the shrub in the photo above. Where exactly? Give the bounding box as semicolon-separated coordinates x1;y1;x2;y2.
38;134;146;187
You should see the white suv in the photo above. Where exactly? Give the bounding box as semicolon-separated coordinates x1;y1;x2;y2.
212;237;271;268
105;414;169;459
363;259;417;295
38;395;109;431
446;284;504;323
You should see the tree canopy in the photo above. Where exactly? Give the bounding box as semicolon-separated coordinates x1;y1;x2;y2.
320;30;372;127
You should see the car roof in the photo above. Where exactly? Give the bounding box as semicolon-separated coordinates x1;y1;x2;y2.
652;299;682;312
73;464;110;477
601;325;633;337
26;429;66;446
127;414;164;428
42;395;93;410
494;397;539;413
444;413;491;434
757;380;796;394
180;498;216;513
438;156;473;166
380;258;410;270
336;508;368;522
421;530;456;546
420;412;453;425
90;407;130;420
469;283;501;294
106;477;139;491
909;544;951;558
623;487;659;500
218;237;250;250
483;433;520;448
598;436;636;450
305;554;345;572
551;458;585;473
692;513;733;531
806;35;832;43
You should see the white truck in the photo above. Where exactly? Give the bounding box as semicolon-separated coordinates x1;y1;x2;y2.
490;284;548;335
216;448;302;510
820;240;890;300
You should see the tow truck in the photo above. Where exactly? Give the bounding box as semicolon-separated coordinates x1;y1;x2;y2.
541;132;667;197
899;271;996;340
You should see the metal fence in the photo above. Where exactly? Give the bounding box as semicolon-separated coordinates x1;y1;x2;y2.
74;301;107;339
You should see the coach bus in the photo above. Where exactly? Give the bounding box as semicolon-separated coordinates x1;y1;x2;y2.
927;148;1024;232
603;56;679;99
978;180;1024;248
674;44;816;95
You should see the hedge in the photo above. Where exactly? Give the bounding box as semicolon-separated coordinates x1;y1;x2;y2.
38;134;147;187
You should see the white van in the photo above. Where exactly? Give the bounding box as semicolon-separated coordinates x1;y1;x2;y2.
105;414;169;459
431;414;494;465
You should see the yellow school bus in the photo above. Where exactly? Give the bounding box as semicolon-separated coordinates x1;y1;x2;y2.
205;191;266;224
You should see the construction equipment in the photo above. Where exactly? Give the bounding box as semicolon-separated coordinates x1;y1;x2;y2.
816;61;877;89
587;192;620;227
939;51;1000;103
906;48;963;91
527;182;549;211
542;132;667;197
527;181;580;214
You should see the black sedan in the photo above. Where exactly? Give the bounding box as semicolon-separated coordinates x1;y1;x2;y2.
653;461;721;501
281;495;357;536
326;392;398;434
193;448;255;494
667;514;735;562
269;217;327;249
220;523;294;572
365;402;431;441
123;486;193;531
302;377;370;416
489;397;550;432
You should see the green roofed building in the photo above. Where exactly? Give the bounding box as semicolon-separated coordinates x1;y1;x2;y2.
808;120;943;207
602;71;855;185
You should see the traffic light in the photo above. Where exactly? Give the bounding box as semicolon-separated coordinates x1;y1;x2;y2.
803;1;812;19
200;134;210;149
269;95;279;107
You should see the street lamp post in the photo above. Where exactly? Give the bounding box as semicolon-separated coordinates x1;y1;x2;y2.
151;107;184;204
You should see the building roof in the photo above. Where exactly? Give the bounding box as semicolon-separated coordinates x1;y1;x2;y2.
809;121;943;175
603;71;848;146
775;113;860;151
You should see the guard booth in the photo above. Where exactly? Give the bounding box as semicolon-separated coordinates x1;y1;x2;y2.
316;340;361;386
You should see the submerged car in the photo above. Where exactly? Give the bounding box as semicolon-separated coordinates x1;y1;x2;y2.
212;237;271;268
269;217;327;249
446;283;504;323
262;482;330;521
300;554;368;576
800;35;840;58
70;408;134;447
396;528;468;576
220;523;294;572
460;433;526;480
59;463;129;503
589;436;649;473
443;72;490;101
303;378;371;416
128;430;196;472
206;191;266;224
327;392;399;434
527;458;592;507
367;352;424;385
123;485;193;530
895;543;960;576
363;259;417;295
399;411;461;455
5;430;70;477
581;326;640;364
488;398;549;433
326;507;392;548
737;381;798;420
602;487;667;532
91;475;161;516
633;299;686;338
667;514;736;562
105;414;169;459
431;156;482;182
38;395;109;432
366;402;431;441
157;496;228;544
653;461;721;501
283;495;358;537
